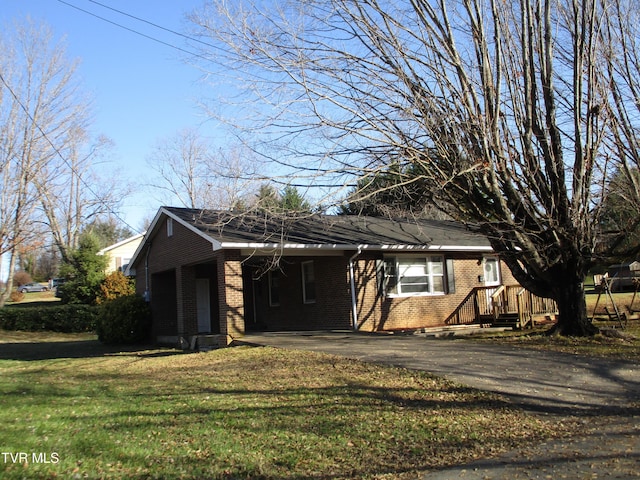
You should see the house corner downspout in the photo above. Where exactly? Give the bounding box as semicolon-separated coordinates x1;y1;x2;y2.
143;242;152;302
349;247;362;331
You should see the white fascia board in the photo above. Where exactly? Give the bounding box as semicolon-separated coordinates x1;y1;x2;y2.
161;208;223;250
128;208;222;268
378;245;493;252
426;245;494;251
220;242;356;250
220;242;493;253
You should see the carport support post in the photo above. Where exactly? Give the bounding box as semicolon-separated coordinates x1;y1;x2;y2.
217;251;245;345
176;266;197;339
349;247;362;330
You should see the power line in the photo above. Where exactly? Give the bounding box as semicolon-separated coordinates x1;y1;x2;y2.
84;0;219;50
56;0;215;61
0;70;141;235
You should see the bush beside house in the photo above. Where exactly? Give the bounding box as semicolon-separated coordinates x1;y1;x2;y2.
96;295;151;344
1;294;151;344
96;271;136;304
1;234;150;343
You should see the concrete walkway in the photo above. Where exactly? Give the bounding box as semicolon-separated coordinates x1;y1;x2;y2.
239;331;640;479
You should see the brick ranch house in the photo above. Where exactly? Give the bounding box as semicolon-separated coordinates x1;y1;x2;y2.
128;207;520;348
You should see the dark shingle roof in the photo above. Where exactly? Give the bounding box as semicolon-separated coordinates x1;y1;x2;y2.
163;207;490;250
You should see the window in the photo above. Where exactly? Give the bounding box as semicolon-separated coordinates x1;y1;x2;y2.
166;218;173;237
383;256;445;296
268;270;280;307
301;261;316;304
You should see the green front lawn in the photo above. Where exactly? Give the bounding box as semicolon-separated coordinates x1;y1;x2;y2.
0;334;575;479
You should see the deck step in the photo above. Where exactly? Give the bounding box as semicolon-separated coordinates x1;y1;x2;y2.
491;314;520;327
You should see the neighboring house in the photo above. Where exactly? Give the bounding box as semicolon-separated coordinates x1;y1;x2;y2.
607;261;640;277
98;233;145;274
128;207;521;348
602;261;640;291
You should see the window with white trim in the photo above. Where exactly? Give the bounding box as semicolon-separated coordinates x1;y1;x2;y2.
166;218;173;237
383;256;445;296
301;261;316;303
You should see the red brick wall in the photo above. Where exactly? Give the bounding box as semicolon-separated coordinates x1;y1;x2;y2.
250;255;352;331
141;217;217;276
354;252;502;331
132;215;245;341
218;250;245;338
500;260;518;285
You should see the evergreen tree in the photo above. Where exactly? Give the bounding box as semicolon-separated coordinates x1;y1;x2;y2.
255;183;311;214
85;218;136;250
279;185;311;213
340;163;447;219
57;233;108;305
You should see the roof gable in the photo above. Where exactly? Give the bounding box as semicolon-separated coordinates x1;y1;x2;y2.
98;233;145;255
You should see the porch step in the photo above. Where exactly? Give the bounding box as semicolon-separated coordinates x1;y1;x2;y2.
177;334;231;351
412;324;512;338
491;314;521;328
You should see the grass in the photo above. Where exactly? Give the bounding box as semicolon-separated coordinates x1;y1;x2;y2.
470;292;640;362
1;291;635;478
6;290;60;307
0;334;576;479
470;322;640;362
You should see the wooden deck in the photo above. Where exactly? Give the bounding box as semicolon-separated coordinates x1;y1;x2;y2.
446;285;558;329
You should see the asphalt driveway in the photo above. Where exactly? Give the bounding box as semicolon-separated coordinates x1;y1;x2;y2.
240;331;639;414
239;331;640;479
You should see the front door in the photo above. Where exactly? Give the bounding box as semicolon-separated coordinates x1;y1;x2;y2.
483;256;501;315
483;256;501;287
196;278;211;333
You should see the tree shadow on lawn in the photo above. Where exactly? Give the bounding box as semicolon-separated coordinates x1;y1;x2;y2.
0;339;184;361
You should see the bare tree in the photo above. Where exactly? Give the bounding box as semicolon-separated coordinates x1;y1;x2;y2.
0;19;123;305
36;128;124;262
0;19;63;306
146;128;264;209
599;0;640;257
146;128;213;209
187;0;640;335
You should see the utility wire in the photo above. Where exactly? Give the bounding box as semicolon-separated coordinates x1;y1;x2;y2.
56;0;214;61
84;0;219;50
0;70;141;235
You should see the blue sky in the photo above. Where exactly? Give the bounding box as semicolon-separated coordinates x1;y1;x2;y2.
2;0;222;231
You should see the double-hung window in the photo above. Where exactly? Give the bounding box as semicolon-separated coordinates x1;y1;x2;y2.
383;256;445;296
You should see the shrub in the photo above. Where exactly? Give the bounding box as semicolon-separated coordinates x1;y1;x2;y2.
0;305;97;332
56;280;102;305
96;295;151;344
9;290;25;303
97;271;135;304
